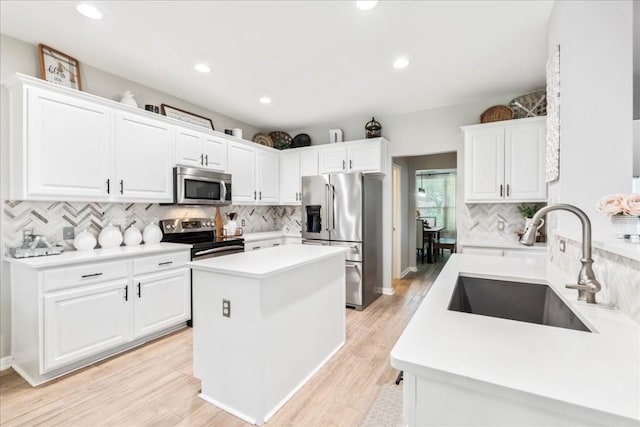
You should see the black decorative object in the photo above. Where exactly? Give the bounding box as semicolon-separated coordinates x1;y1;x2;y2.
291;133;312;148
365;117;381;138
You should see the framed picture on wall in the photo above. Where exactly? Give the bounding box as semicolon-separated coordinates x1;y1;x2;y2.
38;44;82;90
160;104;215;130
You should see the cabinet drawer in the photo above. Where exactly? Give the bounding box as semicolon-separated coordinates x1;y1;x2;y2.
133;251;190;275
43;260;128;292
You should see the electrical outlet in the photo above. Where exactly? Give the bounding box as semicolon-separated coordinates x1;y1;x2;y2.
497;220;505;231
222;299;231;318
63;227;75;240
241;219;246;227
559;240;566;252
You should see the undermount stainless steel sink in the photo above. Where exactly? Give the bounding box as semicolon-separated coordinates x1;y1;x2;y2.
448;276;591;332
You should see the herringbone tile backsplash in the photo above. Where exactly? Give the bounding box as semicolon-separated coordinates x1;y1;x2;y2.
3;201;301;250
459;203;538;243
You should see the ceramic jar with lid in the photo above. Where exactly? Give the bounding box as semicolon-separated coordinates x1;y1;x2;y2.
98;224;123;249
143;222;162;244
73;229;97;251
123;224;143;246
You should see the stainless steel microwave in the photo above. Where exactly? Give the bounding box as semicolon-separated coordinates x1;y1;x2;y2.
173;166;232;205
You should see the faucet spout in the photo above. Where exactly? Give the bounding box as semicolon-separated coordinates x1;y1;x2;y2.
519;203;601;303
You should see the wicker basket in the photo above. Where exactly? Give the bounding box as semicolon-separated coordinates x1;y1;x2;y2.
510;90;547;119
480;105;514;123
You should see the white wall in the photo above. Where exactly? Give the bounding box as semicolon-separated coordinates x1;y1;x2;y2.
0;33;265;360
546;0;634;239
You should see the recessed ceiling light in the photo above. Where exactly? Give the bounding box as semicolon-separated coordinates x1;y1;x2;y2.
356;1;378;10
259;97;272;104
393;57;409;69
194;63;211;73
76;3;103;20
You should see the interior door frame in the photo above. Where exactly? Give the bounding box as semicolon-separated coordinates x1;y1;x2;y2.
392;164;402;279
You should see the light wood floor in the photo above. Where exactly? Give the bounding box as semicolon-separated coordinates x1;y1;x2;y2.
0;258;447;426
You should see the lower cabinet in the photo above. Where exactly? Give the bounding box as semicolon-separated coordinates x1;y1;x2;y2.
133;268;190;338
10;248;191;386
43;279;130;372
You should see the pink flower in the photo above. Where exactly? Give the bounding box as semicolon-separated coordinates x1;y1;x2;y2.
597;194;625;216
621;193;640;216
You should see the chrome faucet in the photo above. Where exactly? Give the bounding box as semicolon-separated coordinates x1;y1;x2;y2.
519;203;601;304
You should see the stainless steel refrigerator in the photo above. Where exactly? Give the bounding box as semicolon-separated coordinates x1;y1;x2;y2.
301;172;383;310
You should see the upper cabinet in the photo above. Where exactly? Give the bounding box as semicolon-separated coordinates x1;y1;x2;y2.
256;148;279;204
176;128;227;171
279;148;319;205
318;138;385;174
463;118;547;203
227;141;279;205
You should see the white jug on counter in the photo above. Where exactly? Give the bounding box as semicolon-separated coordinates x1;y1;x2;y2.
143;222;162;244
123;224;143;246
73;229;97;251
98;224;123;249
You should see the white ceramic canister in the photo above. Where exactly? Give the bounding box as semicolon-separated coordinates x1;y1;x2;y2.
123;224;143;246
119;90;138;107
73;229;97;251
143;222;163;244
98;224;123;249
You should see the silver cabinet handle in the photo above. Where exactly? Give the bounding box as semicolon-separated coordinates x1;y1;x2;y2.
254;191;257;200
120;180;124;195
200;154;204;166
124;285;128;301
137;282;141;298
205;155;209;166
259;191;262;200
106;179;110;194
158;261;173;266
342;160;346;170
500;184;503;197
506;184;510;197
253;246;261;250
349;160;353;169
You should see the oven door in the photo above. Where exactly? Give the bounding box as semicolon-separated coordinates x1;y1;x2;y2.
192;245;244;260
175;167;231;205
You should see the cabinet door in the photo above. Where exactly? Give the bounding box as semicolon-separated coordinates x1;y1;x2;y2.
133;268;190;338
113;112;175;202
505;122;547;201
318;145;347;174
257;149;279;203
202;135;228;171
464;129;505;202
279;151;301;204
26;87;111;200
43;279;130;372
228;142;256;203
176;128;204;168
300;149;319;177
347;141;381;172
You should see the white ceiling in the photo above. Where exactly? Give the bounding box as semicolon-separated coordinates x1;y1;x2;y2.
0;1;554;129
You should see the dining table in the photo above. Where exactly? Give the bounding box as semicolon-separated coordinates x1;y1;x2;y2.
423;226;444;263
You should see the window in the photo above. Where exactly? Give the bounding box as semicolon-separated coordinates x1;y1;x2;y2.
416;170;456;237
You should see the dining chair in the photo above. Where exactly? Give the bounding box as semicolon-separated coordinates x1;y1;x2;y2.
416;219;425;264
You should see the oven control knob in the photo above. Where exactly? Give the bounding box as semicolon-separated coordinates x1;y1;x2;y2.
206;222;212;227
168;224;175;230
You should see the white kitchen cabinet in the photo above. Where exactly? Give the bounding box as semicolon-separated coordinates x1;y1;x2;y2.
318;138;386;174
300;149;319;176
43;279;130;372
256;148;279;204
228;141;279;204
176;128;227;171
463;117;546;203
14;86;112;201
9;246;191;386
228;141;256;203
133;268;190;338
245;238;284;251
113;112;174;202
280;151;302;204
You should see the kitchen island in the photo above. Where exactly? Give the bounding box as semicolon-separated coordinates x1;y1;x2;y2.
188;244;347;426
391;254;640;427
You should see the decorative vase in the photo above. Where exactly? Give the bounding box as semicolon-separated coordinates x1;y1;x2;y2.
98;224;123;249
142;222;162;244
73;229;97;251
119;90;138;107
123;224;143;246
610;215;640;239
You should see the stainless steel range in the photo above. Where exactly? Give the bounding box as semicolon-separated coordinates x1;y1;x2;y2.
160;217;244;326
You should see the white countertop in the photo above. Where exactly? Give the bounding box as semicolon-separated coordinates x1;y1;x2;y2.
556;230;640;261
391;254;639;423
459;239;547;250
188;244;345;279
5;242;191;268
243;230;302;242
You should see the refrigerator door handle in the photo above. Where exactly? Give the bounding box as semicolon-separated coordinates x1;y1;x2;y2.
331;184;337;232
325;183;331;231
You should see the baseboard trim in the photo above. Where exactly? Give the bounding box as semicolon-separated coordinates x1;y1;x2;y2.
0;356;13;371
400;267;416;278
375;286;394;295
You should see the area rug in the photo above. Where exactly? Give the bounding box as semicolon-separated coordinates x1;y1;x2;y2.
362;383;403;426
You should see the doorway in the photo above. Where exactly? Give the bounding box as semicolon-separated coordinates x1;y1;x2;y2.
392;164;401;279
